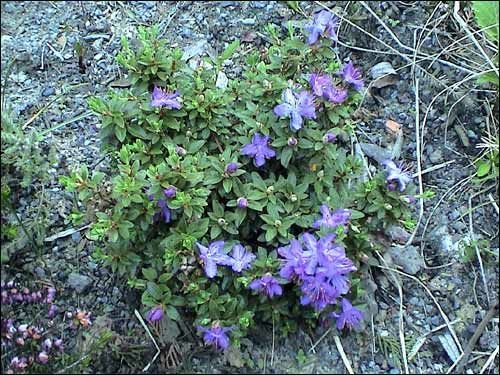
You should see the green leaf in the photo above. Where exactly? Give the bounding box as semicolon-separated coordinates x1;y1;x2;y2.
115;126;126;142
142;268;158;281
147;282;163;300
472;1;499;41
223;178;233;193
265;227;277;242
280;147;293;168
219;39;240;63
476;160;491;177
166;305;181;321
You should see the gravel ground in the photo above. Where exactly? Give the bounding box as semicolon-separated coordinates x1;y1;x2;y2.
1;1;498;374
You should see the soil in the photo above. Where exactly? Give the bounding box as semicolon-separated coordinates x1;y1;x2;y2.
1;1;498;374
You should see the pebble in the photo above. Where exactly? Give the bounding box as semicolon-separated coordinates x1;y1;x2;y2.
388;245;424;275
429;149;443;164
241;18;256;25
67;272;93;293
34;266;46;279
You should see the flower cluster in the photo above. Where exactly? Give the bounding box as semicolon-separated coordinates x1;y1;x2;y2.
277;205;363;329
2;318;65;373
1;281;55;305
196;241;256;278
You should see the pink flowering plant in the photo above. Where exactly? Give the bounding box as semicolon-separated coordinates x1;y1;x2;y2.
62;15;415;352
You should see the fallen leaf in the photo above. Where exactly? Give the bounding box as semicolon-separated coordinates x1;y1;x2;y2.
370;61;399;89
241;31;257;43
385;119;401;134
56;35;66;48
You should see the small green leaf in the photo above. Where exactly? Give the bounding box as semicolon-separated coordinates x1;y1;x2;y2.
476;160;491;177
166;305;181;321
142;268;158;281
280;147;293;168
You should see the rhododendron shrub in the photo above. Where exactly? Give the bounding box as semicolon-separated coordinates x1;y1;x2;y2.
62;15;414;351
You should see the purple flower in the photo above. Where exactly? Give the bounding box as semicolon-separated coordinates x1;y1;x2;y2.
196;241;232;278
48;304;58;318
324;85;348;104
42;338;52;352
381;160;412;192
323;133;337;143
197;325;233;350
10;357;27;371
151;86;182;109
38;351;49;364
249;274;282;298
163;186;177;199
305;10;338;45
300;272;340;311
278;239;308;281
157;199;171;223
54;338;64;351
228;244;256;272
340;62;364;91
241;133;276;167
312;205;351;230
237;197;248;208
309;73;333;97
331;298;363;330
146;305;164;322
274;88;316;131
225;162;238;174
300;232;337;275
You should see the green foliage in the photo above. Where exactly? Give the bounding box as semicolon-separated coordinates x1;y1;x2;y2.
66;23;413;347
1;107;55;262
471;1;499;86
472;1;499;42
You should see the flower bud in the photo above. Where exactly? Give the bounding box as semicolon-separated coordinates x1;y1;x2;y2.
48;304;58;318
237;197;248;208
323;133;337;143
186;130;193;137
274;220;282;227
217;218;227;226
384;203;393;210
175;146;187;156
17;324;28;333
317;170;324;178
16;337;25;346
224;162;238;174
266;186;274;194
290;194;297;202
37;351;49;364
163;186;177;199
287;137;298;146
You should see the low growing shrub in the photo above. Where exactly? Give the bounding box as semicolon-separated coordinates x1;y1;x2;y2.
61;11;414;350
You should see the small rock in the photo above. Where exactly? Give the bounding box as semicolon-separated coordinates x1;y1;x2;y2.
387;245;424;275
429;149;443;164
34;267;46;279
385;225;411;244
241;18;256;25
42;87;55;97
68;272;92;293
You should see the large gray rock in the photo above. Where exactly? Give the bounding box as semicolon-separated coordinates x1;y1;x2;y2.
387;245;424;275
67;272;92;293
